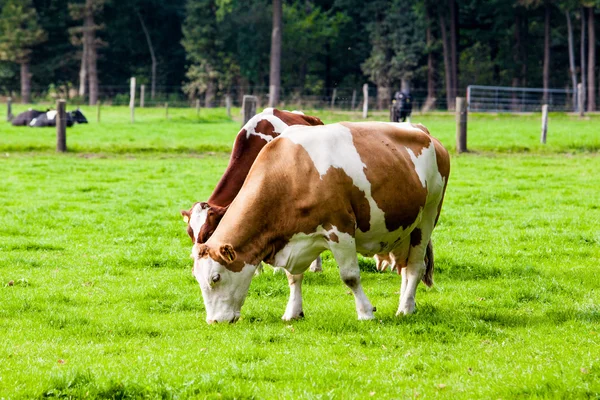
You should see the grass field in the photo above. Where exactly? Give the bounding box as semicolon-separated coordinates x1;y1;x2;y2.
1;105;599;398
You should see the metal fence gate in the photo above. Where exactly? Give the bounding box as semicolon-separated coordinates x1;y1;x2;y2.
466;85;577;113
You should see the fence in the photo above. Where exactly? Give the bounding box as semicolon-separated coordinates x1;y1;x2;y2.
1;84;454;112
466;85;577;113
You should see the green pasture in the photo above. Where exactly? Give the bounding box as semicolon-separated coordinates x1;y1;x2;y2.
0;106;599;399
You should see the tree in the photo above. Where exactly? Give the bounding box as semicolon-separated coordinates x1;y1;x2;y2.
362;0;425;109
0;0;46;103
137;10;157;100
69;0;105;105
268;0;282;107
587;4;595;111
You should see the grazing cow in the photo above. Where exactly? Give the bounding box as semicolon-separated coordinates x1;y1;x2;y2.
188;122;450;323
181;108;324;273
392;91;413;123
11;109;46;126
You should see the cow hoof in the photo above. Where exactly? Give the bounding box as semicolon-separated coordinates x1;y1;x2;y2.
396;306;416;316
282;311;304;321
372;306;377;312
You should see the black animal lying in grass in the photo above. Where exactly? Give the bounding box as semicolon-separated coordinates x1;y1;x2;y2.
11;109;88;127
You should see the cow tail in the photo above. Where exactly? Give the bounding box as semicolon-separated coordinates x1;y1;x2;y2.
421;240;434;287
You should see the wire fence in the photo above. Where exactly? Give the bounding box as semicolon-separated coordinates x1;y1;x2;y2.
3;83;579;113
467;85;578;113
1;84;452;111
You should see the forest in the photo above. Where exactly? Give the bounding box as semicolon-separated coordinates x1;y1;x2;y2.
0;0;599;110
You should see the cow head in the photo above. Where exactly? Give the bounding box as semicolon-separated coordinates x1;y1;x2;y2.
192;243;257;323
181;202;228;244
70;109;88;124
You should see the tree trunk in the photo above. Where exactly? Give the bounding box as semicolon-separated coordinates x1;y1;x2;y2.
137;11;157;100
85;2;98;106
205;78;215;108
448;0;458;104
377;86;390;110
543;2;550;104
20;62;31;104
268;0;282;107
439;14;453;111
566;10;578;110
425;6;436;110
587;6;595;112
581;7;587;111
79;43;87;97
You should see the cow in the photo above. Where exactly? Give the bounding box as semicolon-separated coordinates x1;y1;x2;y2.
181;107;325;273
11;109;46;126
392;91;413;123
11;108;88;128
187;122;450;323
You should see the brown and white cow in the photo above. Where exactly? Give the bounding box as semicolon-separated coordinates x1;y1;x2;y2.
188;122;450;323
181;108;324;272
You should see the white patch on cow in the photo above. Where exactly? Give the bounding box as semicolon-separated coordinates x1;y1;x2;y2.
290;110;304;115
405;141;436;188
192;254;257;323
189;203;209;242
242;108;290;143
46;110;57;120
272;224;349;275
29;118;37;126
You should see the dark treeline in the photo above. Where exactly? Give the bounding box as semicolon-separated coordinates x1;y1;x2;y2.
0;0;599;110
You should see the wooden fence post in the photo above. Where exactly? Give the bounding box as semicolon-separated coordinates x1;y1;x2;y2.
242;95;257;126
362;84;369;118
140;84;145;108
578;83;585;117
226;95;231;118
130;77;136;123
541;104;549;144
330;88;337;109
97;101;101;123
56;99;67;152
196;98;200;117
351;90;357;111
6;97;13;121
165;102;169;119
456;97;468;153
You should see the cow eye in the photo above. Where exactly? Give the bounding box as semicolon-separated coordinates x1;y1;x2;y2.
211;274;221;283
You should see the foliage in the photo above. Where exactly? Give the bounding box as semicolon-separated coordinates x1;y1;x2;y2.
362;0;426;87
0;0;46;64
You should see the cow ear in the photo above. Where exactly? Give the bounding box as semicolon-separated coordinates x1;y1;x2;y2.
192;244;209;259
180;210;191;224
219;244;237;264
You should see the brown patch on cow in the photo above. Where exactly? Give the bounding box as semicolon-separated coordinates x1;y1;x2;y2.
329;232;339;243
273;109;324;127
344;122;428;232
197;204;228;243
254;119;276;139
410;228;422;248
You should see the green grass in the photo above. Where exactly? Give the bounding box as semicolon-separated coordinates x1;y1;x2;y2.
0;106;599;398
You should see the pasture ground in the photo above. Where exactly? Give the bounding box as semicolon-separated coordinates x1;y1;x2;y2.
1;106;599;399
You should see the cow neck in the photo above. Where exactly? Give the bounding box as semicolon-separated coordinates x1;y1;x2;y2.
207;131;267;207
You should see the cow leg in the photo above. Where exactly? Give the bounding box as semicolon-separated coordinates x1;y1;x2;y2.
397;205;437;315
397;260;425;315
331;243;375;320
282;271;304;320
309;255;322;272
